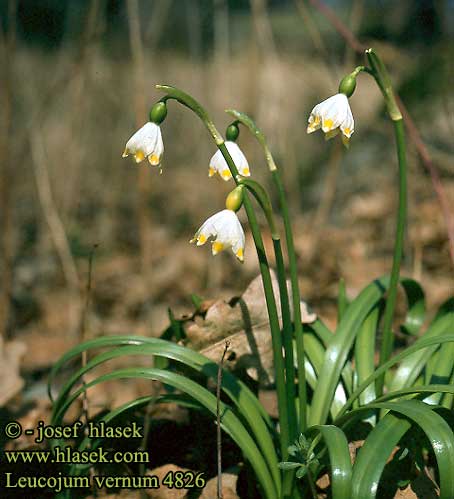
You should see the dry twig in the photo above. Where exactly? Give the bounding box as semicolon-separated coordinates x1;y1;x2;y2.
217;340;230;499
30;132;81;337
0;0;16;345
127;0;155;296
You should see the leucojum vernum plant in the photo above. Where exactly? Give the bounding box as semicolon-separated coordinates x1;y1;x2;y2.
49;49;454;499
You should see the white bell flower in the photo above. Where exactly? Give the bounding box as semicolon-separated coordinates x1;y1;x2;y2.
307;93;354;146
122;122;164;167
208;141;251;181
191;209;245;262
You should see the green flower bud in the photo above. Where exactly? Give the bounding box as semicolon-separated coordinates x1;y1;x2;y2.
226;123;240;142
225;185;244;212
338;73;357;98
149;101;167;125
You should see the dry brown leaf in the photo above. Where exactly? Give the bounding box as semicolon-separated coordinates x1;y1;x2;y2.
199;467;239;499
146;464;190;498
0;339;27;406
185;271;316;386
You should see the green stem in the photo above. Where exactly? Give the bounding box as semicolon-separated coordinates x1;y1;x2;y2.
363;51;407;396
307;470;318;498
156;85;290;464
337;277;348;324
272;170;307;433
225;109;307;433
217;142;290;462
239;176;298;447
273;236;298;443
157;85;224;144
376;118;407;395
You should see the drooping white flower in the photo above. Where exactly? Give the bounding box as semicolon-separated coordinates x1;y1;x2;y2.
122;122;164;167
190;209;245;262
208;141;251;181
307;93;354;146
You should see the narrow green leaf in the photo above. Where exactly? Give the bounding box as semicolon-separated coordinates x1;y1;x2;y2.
309;425;352;499
389;312;454;392
308;319;354;397
352;400;454;499
310;277;389;425
337;278;349;324
433;297;454;323
302;329;347;418
49;337;280;494
296;465;308;479
278;462;301;470
338;334;454;419
354;306;379;407
373;384;454;403
400;278;426;335
54;367;278;499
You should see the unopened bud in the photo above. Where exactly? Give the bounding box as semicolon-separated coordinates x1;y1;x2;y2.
225;185;244;212
226;124;240;142
149;101;168;124
338;74;357;98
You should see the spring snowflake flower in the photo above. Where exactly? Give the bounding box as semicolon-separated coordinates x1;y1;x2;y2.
307;93;354;147
208;141;251;181
190;209;245;262
122;122;164;167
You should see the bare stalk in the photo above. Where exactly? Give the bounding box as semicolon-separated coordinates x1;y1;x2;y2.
126;0;154;296
30;132;81;337
217;341;230;499
0;0;16;345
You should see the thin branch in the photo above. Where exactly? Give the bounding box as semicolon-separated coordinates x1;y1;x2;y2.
250;0;278;60
217;340;230;499
308;0;365;53
126;0;154;294
61;0;103;217
80;244;97;493
0;0;16;344
307;0;454;271
295;0;329;59
30;131;81;337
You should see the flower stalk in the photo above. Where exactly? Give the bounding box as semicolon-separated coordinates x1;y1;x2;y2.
156;85;290;462
227;109;308;433
364;49;407;395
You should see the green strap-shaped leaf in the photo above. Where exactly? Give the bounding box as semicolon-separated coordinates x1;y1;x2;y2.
309;277;389;426
373;384;454;403
433;297;454;323
400;278;426;335
54;367;278;499
352;400;454;499
49;338;280;494
337;278;349;324
354;306;380;407
305;320;353;399
57;394;202;488
301;329;347;418
338;334;454;418
351;409;410;499
309;425;352;499
425;304;454;405
389;313;454;392
424;342;454;405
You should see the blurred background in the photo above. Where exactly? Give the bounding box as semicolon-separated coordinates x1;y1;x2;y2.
0;0;453;379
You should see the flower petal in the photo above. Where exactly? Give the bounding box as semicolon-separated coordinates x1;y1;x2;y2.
191;209;245;261
307;93;355;145
123;122;164;167
208;141;250;180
